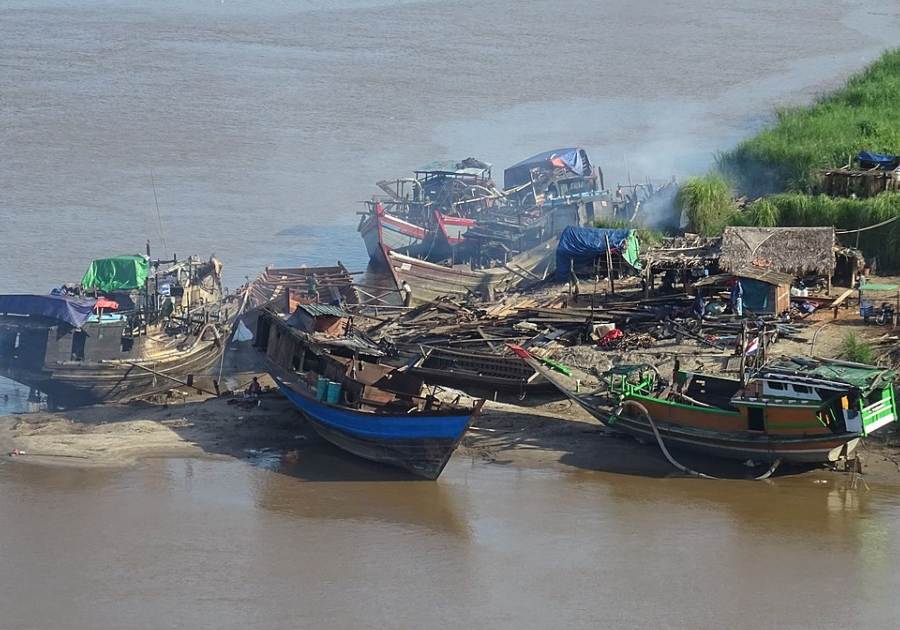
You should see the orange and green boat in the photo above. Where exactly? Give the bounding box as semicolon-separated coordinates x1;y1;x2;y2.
513;349;896;465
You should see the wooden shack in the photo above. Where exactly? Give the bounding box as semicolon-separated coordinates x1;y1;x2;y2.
693;265;792;315
641;234;722;295
820;167;900;198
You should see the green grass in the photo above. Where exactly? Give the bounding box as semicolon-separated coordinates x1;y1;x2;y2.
675;174;736;236
839;332;876;365
718;49;900;195
732;192;900;269
593;218;666;247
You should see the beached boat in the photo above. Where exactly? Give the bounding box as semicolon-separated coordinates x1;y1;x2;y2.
409;345;549;394
515;347;897;464
257;307;482;479
240;262;360;312
357;159;498;265
0;254;229;407
383;237;557;305
362;148;611;302
358;208;433;262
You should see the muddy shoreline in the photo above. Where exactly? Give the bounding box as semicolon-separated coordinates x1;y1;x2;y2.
4;386;900;484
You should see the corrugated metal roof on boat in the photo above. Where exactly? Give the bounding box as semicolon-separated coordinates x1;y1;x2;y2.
295;303;348;318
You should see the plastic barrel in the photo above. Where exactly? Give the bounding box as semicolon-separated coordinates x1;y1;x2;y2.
316;376;329;401
326;381;342;405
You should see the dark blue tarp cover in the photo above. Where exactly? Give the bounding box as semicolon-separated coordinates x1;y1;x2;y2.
858;151;898;170
504;148;586;189
555;226;640;279
0;294;98;328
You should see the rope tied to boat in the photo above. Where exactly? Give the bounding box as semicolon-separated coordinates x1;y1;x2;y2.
615;400;782;481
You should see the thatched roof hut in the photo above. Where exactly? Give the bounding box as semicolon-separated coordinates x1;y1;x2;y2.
719;227;835;277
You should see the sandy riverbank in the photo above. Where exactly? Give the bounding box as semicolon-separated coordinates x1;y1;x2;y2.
3;384;900;484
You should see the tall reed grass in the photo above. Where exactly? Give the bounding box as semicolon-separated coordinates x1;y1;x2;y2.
675;174;736;236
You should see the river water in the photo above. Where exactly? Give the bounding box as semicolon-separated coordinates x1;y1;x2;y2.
2;456;900;629
3;1;900;627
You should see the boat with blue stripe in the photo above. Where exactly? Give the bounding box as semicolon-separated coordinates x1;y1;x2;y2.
272;371;481;480
256;307;482;479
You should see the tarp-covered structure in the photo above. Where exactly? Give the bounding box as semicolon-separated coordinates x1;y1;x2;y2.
504;148;591;190
81;255;149;293
555;226;641;280
0;294;98;328
858;151;899;170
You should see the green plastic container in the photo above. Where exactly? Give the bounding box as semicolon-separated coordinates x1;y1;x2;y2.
326;381;342;405
316;376;329;401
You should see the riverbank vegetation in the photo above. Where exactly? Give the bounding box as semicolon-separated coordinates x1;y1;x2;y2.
674;174;735;236
668;49;900;268
718;49;900;195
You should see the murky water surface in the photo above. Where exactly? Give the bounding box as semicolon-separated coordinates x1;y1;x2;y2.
2;456;900;629
3;2;900;627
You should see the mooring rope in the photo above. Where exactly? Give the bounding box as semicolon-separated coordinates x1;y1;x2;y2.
835;215;899;234
618;400;782;480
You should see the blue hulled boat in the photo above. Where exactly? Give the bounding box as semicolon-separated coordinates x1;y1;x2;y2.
256;307;482;480
272;373;480;479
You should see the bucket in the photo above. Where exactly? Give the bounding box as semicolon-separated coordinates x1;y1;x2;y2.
316;376;329;401
326;380;342;405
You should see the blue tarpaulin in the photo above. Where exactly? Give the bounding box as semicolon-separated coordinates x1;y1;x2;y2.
858;151;899;170
555;226;641;279
0;294;98;328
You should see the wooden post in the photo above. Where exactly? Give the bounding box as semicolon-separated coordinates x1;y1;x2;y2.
604;233;615;295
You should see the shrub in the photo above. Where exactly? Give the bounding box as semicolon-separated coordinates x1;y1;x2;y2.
839;332;876;365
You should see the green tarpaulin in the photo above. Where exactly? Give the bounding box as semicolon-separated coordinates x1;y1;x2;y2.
81;255;149;292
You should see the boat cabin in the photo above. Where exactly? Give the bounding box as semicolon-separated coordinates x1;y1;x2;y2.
664;358;897;437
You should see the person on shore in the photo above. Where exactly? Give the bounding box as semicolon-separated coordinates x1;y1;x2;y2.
730;279;744;317
693;294;706;321
307;273;319;301
399;280;413;307
246;377;262;399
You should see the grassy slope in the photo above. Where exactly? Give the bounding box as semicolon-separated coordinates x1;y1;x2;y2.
719;49;900;195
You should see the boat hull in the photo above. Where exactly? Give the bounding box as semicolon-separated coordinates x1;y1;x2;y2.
272;374;477;479
1;338;223;408
383;238;557;305
410;346;552;394
518;350;863;465
359;211;432;265
602;406;860;463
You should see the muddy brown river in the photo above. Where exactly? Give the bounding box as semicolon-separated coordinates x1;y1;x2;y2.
3;1;900;627
2;455;900;629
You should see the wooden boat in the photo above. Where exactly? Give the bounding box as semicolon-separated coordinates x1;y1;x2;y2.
258;308;483;479
383;237;557;305
0;254;229;408
358;208;432;263
240;262;360;312
514;347;897;464
409;345;549;394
